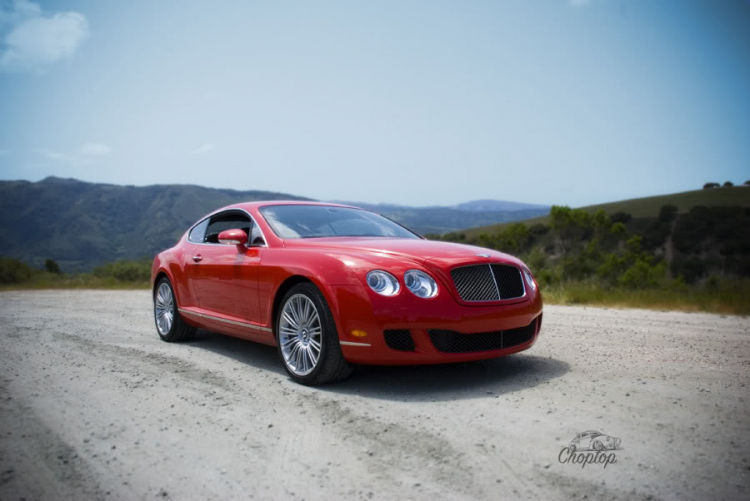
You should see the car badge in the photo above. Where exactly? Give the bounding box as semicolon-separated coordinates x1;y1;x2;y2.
475;253;490;258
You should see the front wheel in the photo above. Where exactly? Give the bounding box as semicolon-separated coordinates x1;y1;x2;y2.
276;283;352;385
154;277;197;342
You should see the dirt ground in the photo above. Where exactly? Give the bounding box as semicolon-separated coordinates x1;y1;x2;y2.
0;290;748;500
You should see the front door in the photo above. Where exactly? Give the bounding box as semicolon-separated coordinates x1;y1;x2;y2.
190;210;261;324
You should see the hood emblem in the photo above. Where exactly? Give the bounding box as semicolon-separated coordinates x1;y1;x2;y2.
475;253;490;258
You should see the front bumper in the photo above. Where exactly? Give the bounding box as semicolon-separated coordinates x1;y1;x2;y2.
324;283;543;365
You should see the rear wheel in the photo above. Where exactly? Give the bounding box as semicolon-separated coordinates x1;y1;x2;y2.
276;283;352;385
154;277;197;342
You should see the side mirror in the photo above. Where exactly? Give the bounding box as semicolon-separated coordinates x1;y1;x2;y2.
218;228;248;246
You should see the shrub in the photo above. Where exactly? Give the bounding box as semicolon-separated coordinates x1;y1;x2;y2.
658;204;678;223
0;258;34;284
93;260;151;282
611;212;632;224
45;259;61;274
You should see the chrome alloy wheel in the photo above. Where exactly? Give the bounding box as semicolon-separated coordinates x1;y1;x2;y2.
279;294;323;376
155;282;175;335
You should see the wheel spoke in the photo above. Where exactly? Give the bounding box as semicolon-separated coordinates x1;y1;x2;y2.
308;346;319;365
309;338;321;353
282;312;299;329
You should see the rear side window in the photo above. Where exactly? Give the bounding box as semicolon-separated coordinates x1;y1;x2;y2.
188;218;209;243
205;212;252;244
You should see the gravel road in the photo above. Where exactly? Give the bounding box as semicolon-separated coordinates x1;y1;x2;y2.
0;291;748;500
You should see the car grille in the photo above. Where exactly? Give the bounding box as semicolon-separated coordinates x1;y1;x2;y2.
450;264;525;302
427;318;537;353
384;329;416;351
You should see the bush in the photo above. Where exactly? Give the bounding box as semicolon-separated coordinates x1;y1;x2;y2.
93;260;151;282
723;181;734;187
658;204;678;223
703;182;720;189
611;212;632;224
45;259;61;274
0;258;34;284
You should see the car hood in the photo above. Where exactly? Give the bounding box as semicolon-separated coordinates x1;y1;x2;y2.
282;237;525;269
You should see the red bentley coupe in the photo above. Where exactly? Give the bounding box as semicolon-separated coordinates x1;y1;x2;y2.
152;202;543;385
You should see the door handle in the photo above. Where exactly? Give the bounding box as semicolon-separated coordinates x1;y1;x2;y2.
192;254;203;262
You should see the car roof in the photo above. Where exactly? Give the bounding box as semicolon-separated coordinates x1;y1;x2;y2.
222;201;362;211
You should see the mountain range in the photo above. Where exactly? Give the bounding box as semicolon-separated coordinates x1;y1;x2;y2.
0;177;549;271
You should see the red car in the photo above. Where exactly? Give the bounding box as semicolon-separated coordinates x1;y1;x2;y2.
152;202;543;385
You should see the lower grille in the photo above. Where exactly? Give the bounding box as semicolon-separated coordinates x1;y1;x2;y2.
384;329;416;351
427;319;537;354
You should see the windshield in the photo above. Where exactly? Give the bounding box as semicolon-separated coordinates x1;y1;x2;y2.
260;205;420;239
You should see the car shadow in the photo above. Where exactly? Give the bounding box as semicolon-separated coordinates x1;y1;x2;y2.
188;330;570;402
188;329;285;375
326;354;570;402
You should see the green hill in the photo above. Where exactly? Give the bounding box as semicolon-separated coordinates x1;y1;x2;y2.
461;186;750;239
0;177;311;271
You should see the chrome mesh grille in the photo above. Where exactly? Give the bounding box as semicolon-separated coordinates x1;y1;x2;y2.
450;265;499;301
491;264;525;299
450;264;525;302
428;318;537;353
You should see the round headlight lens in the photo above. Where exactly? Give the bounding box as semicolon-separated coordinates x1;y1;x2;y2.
404;270;439;298
366;270;400;296
522;268;537;291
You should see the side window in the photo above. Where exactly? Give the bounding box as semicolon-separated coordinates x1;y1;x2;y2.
188;218;209;243
205;212;252;244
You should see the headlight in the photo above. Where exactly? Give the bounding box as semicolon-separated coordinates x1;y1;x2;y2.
522;268;537;291
404;270;439;298
366;270;400;296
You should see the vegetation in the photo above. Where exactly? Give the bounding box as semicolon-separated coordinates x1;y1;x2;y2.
429;203;750;315
0;258;150;290
461;185;750;240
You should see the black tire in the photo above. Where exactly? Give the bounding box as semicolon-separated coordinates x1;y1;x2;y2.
154;277;197;342
275;283;352;385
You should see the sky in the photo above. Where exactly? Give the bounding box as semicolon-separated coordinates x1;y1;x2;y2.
0;0;748;207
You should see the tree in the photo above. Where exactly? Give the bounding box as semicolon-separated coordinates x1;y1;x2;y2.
745;180;750;186
703;182;720;189
658;204;678;223
723;181;734;187
45;259;61;274
611;211;632;224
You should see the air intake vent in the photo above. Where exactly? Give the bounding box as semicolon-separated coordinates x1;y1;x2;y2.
427;319;537;353
384;330;416;351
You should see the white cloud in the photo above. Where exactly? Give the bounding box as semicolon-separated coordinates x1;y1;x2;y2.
0;1;89;73
189;143;214;155
39;148;92;167
81;142;112;156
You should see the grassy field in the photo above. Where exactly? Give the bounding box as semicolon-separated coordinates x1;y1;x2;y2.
542;280;750;316
0;274;149;291
462;186;750;239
